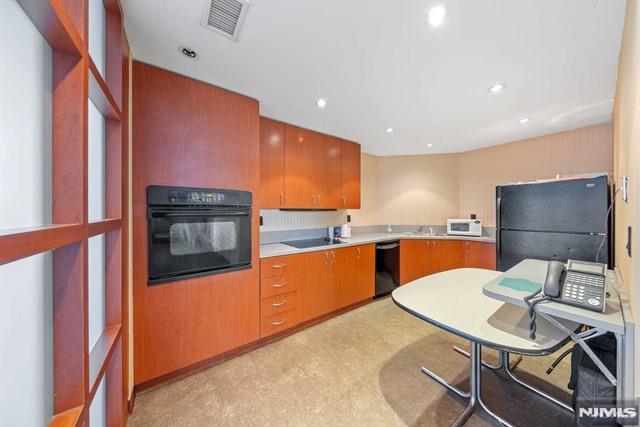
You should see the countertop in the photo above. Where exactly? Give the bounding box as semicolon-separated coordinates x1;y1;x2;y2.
260;232;496;258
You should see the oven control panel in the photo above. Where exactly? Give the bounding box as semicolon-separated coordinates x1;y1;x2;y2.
147;185;252;207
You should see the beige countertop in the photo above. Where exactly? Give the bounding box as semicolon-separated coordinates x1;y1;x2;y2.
260;232;496;259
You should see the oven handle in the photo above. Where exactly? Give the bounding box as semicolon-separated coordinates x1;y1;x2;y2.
150;210;250;218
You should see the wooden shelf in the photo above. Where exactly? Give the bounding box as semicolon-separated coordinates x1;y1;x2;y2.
89;324;121;400
16;0;83;56
88;218;122;237
0;224;84;266
48;406;83;427
89;58;122;121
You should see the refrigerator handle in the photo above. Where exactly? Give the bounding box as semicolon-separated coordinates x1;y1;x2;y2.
495;186;502;271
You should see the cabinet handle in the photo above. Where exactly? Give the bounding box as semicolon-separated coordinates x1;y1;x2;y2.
272;299;288;307
325;251;329;264
356;247;361;258
317;194;321;205
272;281;288;289
272;263;287;269
331;251;335;263
280;193;283;206
272;318;288;326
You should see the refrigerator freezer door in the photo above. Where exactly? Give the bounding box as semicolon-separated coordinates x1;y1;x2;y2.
497;230;608;271
497;176;608;234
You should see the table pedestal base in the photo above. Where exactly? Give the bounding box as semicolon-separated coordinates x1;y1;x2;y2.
421;342;514;427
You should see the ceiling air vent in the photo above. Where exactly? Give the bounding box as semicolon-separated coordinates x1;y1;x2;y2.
202;0;250;41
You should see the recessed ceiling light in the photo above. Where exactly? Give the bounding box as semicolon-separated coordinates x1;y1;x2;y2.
427;6;447;27
385;127;395;133
489;83;505;93
427;143;433;148
518;117;531;124
316;98;327;108
179;46;198;60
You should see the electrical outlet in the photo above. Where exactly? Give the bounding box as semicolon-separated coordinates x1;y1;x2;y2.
259;215;263;226
347;214;351;223
622;176;630;202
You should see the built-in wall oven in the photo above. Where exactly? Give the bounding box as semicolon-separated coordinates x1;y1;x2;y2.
147;185;252;285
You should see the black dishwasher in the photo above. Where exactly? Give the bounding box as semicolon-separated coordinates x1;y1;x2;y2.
375;240;400;298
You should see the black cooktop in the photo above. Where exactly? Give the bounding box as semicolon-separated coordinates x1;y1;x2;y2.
282;237;343;249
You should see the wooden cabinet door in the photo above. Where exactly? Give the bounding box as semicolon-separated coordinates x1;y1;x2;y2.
259;118;285;208
314;135;342;208
464;241;496;269
399;240;430;285
430;240;465;274
297;250;331;322
284;125;318;208
354;244;375;301
329;247;357;311
340;140;361;209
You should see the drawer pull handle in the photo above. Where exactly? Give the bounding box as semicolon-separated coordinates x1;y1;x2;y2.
272;300;288;307
272;263;287;269
272;318;287;326
272;281;288;288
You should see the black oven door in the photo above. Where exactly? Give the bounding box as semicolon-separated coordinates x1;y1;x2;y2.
148;207;251;284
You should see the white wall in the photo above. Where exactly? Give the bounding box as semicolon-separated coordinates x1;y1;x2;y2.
88;100;106;221
88;0;106;77
0;1;53;426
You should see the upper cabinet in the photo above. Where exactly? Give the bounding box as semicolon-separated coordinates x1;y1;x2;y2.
259;118;285;208
260;118;361;209
340;140;361;209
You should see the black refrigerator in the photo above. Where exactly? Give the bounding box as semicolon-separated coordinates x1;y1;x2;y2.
496;176;611;271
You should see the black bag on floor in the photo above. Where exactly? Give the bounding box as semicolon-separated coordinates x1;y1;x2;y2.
568;332;618;426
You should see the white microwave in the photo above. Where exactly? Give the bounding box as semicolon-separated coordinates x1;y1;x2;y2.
447;219;482;237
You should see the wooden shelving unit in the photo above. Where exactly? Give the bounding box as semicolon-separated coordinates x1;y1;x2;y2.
6;0;130;425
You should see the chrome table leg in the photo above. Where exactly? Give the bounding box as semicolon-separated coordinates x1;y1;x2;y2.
472;344;514;427
503;352;574;413
421;367;470;398
453;345;504;370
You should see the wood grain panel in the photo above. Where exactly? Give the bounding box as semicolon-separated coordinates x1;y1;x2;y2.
297;250;330;322
260;274;299;299
260;291;297;318
330;247;357;311
464;241;496;269
430;240;465;274
284;125;318;208
132;61;260;384
259;117;285;208
340;140;361;209
315;135;341;208
260;254;301;278
260;309;298;338
399;239;430;284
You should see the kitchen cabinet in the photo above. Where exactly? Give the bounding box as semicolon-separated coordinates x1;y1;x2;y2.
330;244;375;311
399;240;431;285
283;125;341;209
400;239;490;284
259;119;361;209
265;244;375;327
463;241;496;269
429;240;465;274
259;118;285;208
340;140;361;209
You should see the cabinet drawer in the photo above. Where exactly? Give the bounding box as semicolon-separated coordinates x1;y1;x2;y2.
260;309;298;338
260;255;301;278
260;274;299;299
261;291;297;318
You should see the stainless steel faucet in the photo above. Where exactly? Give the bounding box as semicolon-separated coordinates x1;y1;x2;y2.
419;225;434;235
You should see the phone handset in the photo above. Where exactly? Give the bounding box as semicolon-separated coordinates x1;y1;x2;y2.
542;260;565;298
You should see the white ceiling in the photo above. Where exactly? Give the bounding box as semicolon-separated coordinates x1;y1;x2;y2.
122;0;626;155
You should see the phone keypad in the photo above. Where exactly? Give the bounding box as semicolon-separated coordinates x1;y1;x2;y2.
560;272;606;312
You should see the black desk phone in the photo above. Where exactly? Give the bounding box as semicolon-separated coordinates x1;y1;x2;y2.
543;259;607;313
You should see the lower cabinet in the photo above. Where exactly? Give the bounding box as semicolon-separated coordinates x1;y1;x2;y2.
463;241;497;269
260;243;375;337
400;239;496;284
